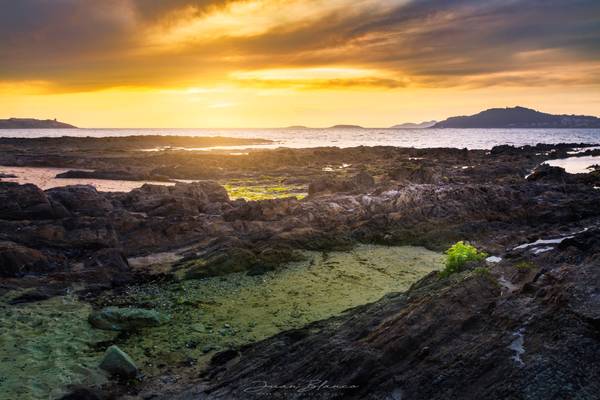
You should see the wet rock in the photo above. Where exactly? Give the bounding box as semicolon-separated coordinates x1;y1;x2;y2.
84;248;130;272
82;248;133;288
526;164;571;182
351;170;375;187
184;247;258;279
8;286;66;304
99;345;139;378
56;169;170;182
308;171;375;196
388;164;439;184
0;182;60;220
121;181;229;216
46;185;113;216
0;240;51;277
89;306;168;331
490;144;521;155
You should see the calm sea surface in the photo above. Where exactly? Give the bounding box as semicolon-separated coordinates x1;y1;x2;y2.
1;128;600;150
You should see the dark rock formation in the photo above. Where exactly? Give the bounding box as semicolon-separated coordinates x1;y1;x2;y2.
163;228;600;400
3;140;600;400
0;182;63;220
308;171;375;196
47;185;114;217
0;240;50;277
56;169;171;182
121;182;229;217
526;164;570;182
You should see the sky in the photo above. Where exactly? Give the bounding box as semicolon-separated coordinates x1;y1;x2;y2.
1;0;599;128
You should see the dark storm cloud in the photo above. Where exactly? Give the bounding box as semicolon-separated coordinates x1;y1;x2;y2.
1;0;599;90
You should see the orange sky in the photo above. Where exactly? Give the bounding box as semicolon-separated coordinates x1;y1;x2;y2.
1;0;599;127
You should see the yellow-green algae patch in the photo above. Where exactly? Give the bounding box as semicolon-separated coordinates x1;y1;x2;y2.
1;245;443;399
102;245;443;376
0;293;116;400
221;177;306;200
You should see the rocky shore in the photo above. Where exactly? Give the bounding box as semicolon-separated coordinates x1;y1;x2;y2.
1;138;600;399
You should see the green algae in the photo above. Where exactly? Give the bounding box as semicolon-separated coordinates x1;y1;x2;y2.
221;178;306;200
98;245;443;376
1;245;443;399
0;293;116;400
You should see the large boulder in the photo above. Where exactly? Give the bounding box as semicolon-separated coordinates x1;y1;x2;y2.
99;345;139;378
0;240;51;277
121;181;229;216
82;248;133;288
89;307;168;331
0;182;62;220
526;164;572;182
46;185;113;216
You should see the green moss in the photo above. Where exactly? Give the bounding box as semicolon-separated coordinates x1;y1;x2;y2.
440;241;488;278
471;266;500;287
473;266;491;276
514;260;536;271
0;293;116;400
5;245;444;399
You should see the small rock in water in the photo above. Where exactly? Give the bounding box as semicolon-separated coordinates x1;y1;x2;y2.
89;306;168;331
99;345;139;378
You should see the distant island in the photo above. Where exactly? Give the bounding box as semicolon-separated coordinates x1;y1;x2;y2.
327;124;364;129
433;106;600;128
391;120;437;129
0;118;77;129
283;125;309;129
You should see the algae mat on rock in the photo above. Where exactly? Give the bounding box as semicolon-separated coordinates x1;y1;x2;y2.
0;294;115;400
0;245;443;399
101;245;443;376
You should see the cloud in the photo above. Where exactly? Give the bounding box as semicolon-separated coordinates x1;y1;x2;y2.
1;0;599;92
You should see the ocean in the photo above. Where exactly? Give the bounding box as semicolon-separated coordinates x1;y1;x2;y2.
2;128;600;150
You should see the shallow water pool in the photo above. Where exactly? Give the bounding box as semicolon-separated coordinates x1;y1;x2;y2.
1;245;443;399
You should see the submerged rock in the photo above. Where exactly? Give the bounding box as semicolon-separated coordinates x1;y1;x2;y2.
99;345;139;378
89;307;168;331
